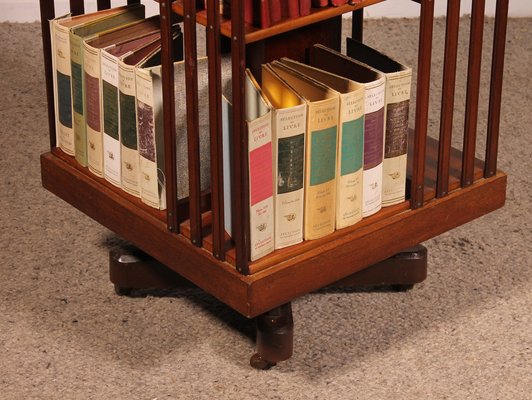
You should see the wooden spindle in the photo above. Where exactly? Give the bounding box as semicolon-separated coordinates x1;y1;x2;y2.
39;0;56;150
69;0;84;15
96;0;111;11
182;0;203;247
485;0;509;178
410;0;435;209
436;0;460;198
351;8;364;42
127;0;141;4
207;0;226;260
231;0;250;273
160;0;179;233
461;0;485;187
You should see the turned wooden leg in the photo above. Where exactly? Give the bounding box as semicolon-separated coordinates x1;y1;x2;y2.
109;245;194;295
250;303;294;370
328;244;428;291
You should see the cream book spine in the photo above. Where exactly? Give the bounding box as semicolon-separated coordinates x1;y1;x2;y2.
100;51;122;187
118;60;141;197
69;31;88;166
83;41;104;177
136;64;166;209
381;70;411;206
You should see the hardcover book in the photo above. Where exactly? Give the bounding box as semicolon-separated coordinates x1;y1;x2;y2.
279;58;365;229
245;70;275;261
83;16;161;179
50;4;145;159
261;64;307;249
310;44;386;218
347;38;412;207
100;32;161;188
269;61;339;240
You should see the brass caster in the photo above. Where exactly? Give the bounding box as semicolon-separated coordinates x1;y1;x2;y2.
250;353;277;370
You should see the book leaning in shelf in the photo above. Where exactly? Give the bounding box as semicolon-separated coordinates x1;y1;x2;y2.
83;16;162;179
261;63;307;250
347;38;412;207
278;57;365;230
268;61;339;240
310;44;386;218
49;4;145;159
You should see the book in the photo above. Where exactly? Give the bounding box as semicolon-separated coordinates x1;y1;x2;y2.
49;4;145;159
268;61;339;240
311;0;328;7
281;0;299;19
299;0;311;16
83;16;161;179
244;70;275;261
279;58;365;229
100;32;161;188
309;44;386;218
347;38;412;207
330;0;348;6
261;64;307;249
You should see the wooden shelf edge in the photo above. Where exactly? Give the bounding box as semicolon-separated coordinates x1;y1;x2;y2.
40;151;254;316
246;172;507;316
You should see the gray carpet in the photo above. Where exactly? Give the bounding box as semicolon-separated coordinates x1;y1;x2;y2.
1;17;531;399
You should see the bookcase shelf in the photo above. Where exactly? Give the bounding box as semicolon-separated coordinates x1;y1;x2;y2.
171;0;387;44
38;0;509;368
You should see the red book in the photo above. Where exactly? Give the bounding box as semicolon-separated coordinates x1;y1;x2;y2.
299;0;311;16
258;0;272;28
281;0;299;18
330;0;348;5
311;0;328;8
270;0;282;23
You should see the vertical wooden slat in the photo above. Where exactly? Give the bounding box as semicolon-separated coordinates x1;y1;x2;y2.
96;0;111;11
183;0;203;247
207;0;226;260
231;0;250;273
159;0;179;232
461;0;485;187
39;0;56;150
485;0;509;178
436;0;461;198
69;0;84;15
410;0;435;209
127;0;141;4
351;8;364;42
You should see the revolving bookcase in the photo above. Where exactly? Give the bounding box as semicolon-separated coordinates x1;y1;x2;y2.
39;0;508;368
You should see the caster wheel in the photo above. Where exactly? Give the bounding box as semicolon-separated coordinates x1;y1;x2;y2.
391;284;414;292
250;353;276;370
114;285;133;296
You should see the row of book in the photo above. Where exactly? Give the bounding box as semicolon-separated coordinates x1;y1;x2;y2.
50;4;183;209
220;0;362;29
243;42;411;261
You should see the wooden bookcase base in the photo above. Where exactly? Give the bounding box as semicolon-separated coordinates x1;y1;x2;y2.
109;243;427;368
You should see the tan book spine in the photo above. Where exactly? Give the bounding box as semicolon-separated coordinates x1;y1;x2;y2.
336;88;364;229
304;98;339;240
52;22;75;156
272;104;306;249
382;70;412;206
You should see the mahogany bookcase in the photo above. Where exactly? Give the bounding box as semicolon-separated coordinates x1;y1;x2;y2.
39;0;508;369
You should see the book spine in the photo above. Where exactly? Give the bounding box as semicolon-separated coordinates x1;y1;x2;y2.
101;52;122;187
329;0;348;6
299;0;311;16
83;43;104;177
136;67;166;209
273;105;306;249
53;23;75;156
118;62;141;197
304;99;338;240
49;20;60;148
336;89;364;229
270;0;282;24
69;33;88;167
248;113;275;261
311;0;328;8
382;71;412;206
362;81;386;217
287;0;299;18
